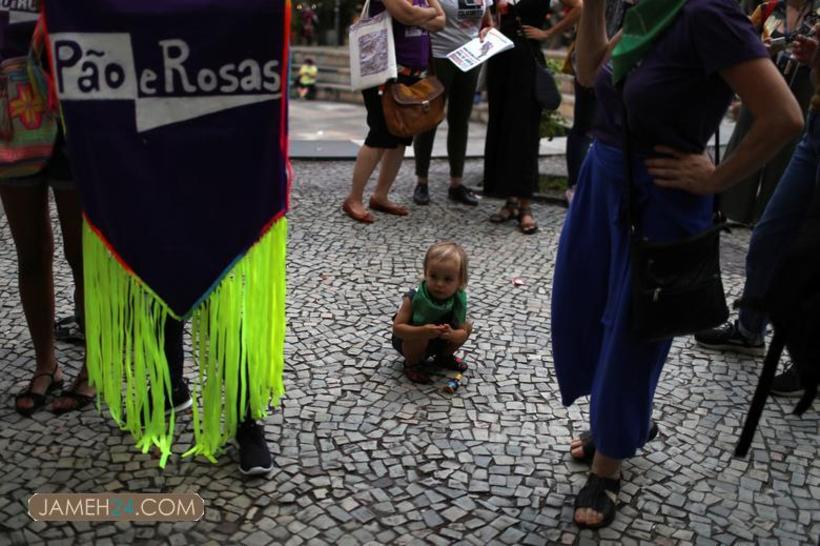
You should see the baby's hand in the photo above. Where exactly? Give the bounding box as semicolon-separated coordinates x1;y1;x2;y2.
424;324;447;339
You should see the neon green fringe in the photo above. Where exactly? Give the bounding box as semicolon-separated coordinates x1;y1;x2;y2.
83;219;287;467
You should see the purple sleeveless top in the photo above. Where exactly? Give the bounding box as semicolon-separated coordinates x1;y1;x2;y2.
370;0;431;70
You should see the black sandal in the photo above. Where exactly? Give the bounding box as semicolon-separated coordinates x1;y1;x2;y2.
15;369;64;417
571;421;659;465
518;206;538;235
51;375;95;415
574;473;620;529
489;199;519;223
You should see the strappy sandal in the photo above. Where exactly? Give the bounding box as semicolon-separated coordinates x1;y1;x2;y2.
51;375;95;415
571;421;659;465
15;368;63;417
518;206;539;235
489;199;519;223
574;473;620;530
434;354;468;372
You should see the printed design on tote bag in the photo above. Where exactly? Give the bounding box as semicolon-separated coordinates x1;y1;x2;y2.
358;28;388;76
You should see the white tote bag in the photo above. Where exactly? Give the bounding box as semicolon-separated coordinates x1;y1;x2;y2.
348;0;398;91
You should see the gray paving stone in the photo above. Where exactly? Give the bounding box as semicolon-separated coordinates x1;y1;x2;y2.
0;159;815;545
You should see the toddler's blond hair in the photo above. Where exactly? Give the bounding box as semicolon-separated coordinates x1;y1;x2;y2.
423;241;469;288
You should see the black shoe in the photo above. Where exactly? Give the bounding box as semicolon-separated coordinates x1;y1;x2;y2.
137;381;192;425
695;321;765;356
236;420;273;476
168;381;193;414
413;183;430;205
448;184;478;206
771;363;804;397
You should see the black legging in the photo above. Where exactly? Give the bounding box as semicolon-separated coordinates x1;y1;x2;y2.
414;58;480;179
163;318;251;419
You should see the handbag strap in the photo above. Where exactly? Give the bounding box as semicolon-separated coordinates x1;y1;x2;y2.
360;0;372;20
619;80;723;233
514;17;544;67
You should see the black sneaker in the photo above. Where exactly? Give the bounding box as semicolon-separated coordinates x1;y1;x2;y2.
167;382;193;414
236;420;273;476
413;183;430;205
771;363;804;397
694;321;765;356
138;381;192;425
448;184;478;206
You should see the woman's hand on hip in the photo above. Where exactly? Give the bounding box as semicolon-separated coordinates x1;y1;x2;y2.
645;145;718;195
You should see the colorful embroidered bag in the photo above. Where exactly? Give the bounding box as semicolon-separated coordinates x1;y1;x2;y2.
0;21;57;179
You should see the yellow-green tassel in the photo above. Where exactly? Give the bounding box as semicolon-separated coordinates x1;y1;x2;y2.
82;218;288;467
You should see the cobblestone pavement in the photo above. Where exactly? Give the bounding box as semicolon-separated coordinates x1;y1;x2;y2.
1;158;818;546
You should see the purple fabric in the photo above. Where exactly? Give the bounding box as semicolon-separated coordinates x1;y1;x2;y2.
591;0;767;153
369;0;431;69
44;0;289;317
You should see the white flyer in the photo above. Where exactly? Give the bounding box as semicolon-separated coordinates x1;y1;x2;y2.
446;28;514;72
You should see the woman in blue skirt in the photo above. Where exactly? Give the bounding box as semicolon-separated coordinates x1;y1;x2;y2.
551;0;804;529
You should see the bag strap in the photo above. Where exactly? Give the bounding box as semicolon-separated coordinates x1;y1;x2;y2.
619;80;724;232
360;0;372;20
735;331;785;457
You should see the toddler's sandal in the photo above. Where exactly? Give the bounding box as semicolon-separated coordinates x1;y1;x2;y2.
404;364;433;384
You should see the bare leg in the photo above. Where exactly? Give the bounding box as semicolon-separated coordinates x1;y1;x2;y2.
51;188;94;410
0;184;62;410
575;451;621;527
401;338;428;367
371;146;408;212
345;144;385;218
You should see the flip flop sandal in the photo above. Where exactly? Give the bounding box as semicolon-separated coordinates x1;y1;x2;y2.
489;199;519;223
51;387;95;415
55;315;85;344
571;421;659;464
574;473;621;530
434;354;468;372
15;369;64;417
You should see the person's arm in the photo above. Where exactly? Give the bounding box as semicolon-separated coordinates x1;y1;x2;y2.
420;0;446;32
522;0;583;42
479;5;494;41
383;0;439;27
646;57;804;195
392;297;448;340
574;0;620;87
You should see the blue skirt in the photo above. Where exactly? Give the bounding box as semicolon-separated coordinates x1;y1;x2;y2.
551;141;713;459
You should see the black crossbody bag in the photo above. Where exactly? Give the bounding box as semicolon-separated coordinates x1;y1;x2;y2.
621;92;730;342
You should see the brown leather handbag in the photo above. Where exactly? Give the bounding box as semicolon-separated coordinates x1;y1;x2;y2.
381;75;445;138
